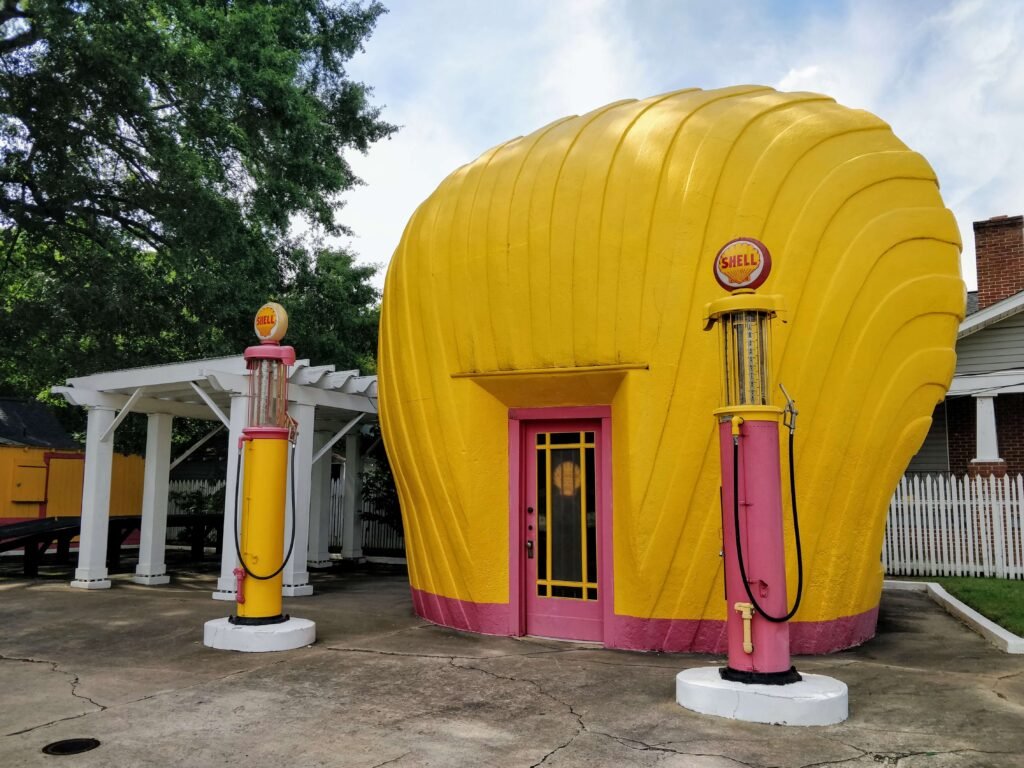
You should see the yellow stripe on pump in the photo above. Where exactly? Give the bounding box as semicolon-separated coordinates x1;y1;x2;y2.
238;437;288;620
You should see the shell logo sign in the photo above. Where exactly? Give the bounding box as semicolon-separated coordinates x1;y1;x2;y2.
714;238;771;291
254;302;288;342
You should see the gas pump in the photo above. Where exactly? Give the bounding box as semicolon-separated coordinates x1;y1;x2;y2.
675;239;847;725
203;303;316;652
702;240;801;683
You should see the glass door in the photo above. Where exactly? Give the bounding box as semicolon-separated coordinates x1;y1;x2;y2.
523;421;603;641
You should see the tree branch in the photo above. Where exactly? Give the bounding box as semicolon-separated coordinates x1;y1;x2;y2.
0;225;21;292
68;204;168;248
1;1;37;54
1;0;31;26
0;28;38;55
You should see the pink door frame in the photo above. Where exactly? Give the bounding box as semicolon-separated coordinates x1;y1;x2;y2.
508;406;613;641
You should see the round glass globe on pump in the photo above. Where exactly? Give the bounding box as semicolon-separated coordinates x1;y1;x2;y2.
254;302;289;344
713;238;771;292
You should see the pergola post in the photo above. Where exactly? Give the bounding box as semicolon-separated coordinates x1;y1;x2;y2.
282;402;315;596
340;431;363;559
134;412;174;585
71;406;116;589
213;394;248;601
307;430;334;569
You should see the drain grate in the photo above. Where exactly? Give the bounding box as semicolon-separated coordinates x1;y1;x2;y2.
41;738;101;756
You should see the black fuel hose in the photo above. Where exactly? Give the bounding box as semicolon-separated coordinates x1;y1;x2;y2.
731;427;804;622
232;440;298;581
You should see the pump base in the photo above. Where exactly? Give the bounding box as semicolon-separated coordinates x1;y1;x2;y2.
720;665;802;685
203;617;315;653
229;613;289;626
676;666;847;726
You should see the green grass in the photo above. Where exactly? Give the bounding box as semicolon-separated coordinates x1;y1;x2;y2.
931;577;1024;636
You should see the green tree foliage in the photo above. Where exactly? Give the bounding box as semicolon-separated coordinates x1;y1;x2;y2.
359;423;402;532
283;247;380;375
0;0;394;421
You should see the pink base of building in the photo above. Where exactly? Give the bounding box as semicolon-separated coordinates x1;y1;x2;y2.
411;587;879;654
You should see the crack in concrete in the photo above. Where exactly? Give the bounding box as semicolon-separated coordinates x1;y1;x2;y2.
450;659;758;767
369;751;411;768
325;646;575;662
865;749;1018;767
529;730;583;768
839;658;1024;681
552;659;688;671
0;653;106;736
446;659;585;767
122;660;291;707
797;750;870;768
590;730;757;766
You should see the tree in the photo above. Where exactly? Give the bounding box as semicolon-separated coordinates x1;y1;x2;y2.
0;0;394;440
283;246;381;375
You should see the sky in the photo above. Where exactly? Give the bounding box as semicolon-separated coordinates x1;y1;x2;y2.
336;0;1024;291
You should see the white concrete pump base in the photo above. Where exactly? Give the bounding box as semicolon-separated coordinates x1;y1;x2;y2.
203;617;316;653
676;667;848;726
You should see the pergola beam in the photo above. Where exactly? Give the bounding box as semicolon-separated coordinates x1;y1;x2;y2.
53;386;219;421
312;414;364;465
66;356;246;391
204;371;376;414
169;424;225;471
189;381;230;427
99;386;146;442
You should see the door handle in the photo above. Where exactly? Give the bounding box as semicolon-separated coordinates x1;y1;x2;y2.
526;540;534;559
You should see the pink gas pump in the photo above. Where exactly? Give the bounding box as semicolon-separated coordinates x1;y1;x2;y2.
703;237;802;684
676;238;848;725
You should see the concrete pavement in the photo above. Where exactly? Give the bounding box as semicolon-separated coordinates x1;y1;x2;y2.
1;562;1022;767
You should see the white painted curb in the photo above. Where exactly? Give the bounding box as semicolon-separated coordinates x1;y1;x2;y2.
884;579;1024;654
203;617;316;652
676;667;848;726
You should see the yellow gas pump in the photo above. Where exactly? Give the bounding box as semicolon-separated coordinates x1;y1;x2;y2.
231;302;295;624
203;303;316;652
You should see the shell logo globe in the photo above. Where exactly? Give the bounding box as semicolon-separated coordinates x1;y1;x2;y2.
714;238;771;291
254;302;288;342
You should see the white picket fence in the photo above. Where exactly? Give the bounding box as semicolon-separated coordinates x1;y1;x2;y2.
167;479;225;512
166;479;226;545
884;473;1024;579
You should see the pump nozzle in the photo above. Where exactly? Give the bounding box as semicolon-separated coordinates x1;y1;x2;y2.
730;415;744;444
780;383;798;435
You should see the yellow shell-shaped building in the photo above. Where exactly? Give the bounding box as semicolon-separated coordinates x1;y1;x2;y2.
379;86;964;652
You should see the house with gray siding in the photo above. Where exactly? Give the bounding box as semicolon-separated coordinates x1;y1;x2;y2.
907;214;1024;477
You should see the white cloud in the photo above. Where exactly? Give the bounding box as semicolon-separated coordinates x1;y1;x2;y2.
337;0;1023;291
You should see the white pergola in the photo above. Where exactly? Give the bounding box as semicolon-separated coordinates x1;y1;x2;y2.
53;355;377;600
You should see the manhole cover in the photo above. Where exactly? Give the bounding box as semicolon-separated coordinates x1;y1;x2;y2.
41;738;101;756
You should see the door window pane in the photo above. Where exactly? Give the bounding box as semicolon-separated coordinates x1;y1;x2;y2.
585;446;596;584
550;448;582;584
534;430;598;602
536;442;547;584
